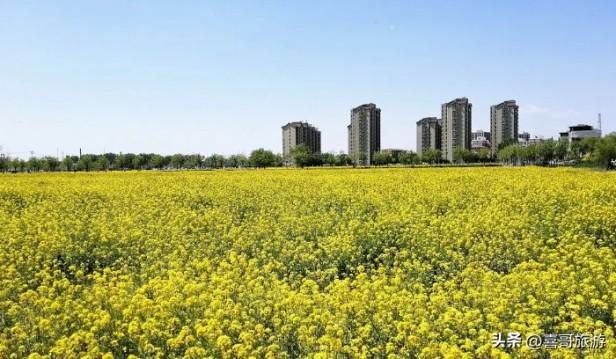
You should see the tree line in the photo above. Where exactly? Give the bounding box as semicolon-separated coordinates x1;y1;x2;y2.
0;149;287;172
496;133;616;169
1;133;614;172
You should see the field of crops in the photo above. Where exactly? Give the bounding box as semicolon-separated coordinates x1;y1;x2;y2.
1;168;615;358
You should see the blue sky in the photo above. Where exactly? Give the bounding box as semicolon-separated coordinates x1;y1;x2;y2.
1;0;615;157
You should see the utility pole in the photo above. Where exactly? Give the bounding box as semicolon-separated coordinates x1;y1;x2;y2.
598;113;602;135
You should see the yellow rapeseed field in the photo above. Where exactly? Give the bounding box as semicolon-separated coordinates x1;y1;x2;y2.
1;168;615;358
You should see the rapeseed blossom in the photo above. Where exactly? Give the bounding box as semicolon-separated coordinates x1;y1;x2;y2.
0;168;615;357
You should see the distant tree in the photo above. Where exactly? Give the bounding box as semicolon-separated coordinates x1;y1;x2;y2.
15;159;26;172
273;153;284;167
170;154;185;169
373;151;393;166
523;144;537;164
335;153;352;166
149;154;165;169
400;151;420;165
422;149;441;164
553;140;567;162
95;156;110;171
497;144;516;165
290;145;311;168
132;154;146;170
225;154;248;168
453;148;473;164
537;140;556;165
205;154;225;169
321;153;337;166
249;148;277;168
477;148;491;163
579;137;600;156
77;155;94;171
593;133;616;169
26;157;42;172
497;138;519;152
0;156;7;172
102;153;117;168
61;156;74;171
184;154;203;169
114;154;130;170
38;156;60;172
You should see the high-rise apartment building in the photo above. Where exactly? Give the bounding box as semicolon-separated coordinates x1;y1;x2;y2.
416;117;442;157
441;97;472;162
282;122;321;162
348;103;381;165
490;100;519;154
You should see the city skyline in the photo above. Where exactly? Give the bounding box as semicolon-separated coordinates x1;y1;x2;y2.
1;1;615;157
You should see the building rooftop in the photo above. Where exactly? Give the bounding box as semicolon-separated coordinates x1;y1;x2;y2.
493;100;518;108
568;124;594;132
416;117;440;124
446;97;469;105
282;122;318;130
352;103;378;111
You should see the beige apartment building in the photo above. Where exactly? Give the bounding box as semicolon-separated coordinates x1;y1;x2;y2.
490;100;519;154
348;103;381;165
441;97;472;162
416;117;442;157
282;122;321;163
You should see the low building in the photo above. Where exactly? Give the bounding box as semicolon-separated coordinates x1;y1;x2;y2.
471;130;491;153
519;134;545;147
381;148;406;162
559;124;601;148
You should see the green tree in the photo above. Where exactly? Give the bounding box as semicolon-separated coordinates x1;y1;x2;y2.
553;140;568;162
26;157;41;172
290;145;312;168
249;148;277;168
170;154;185;169
132;154;145;170
453;148;472;164
184;154;203;169
38;156;60;171
225;154;248;168
0;155;7;172
335;153;352;166
61;156;74;171
400;151;420;165
321;153;337;166
477;148;491;163
205;154;225;169
373;151;393;166
95;156;110;171
10;158;26;172
593;133;616;169
77;155;94;171
537;140;556;165
422;149;441;164
149;154;165;169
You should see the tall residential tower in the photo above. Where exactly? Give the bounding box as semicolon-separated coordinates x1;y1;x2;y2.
282;122;321;162
490;100;519;154
348;103;381;165
416;117;442;157
441;97;472;162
